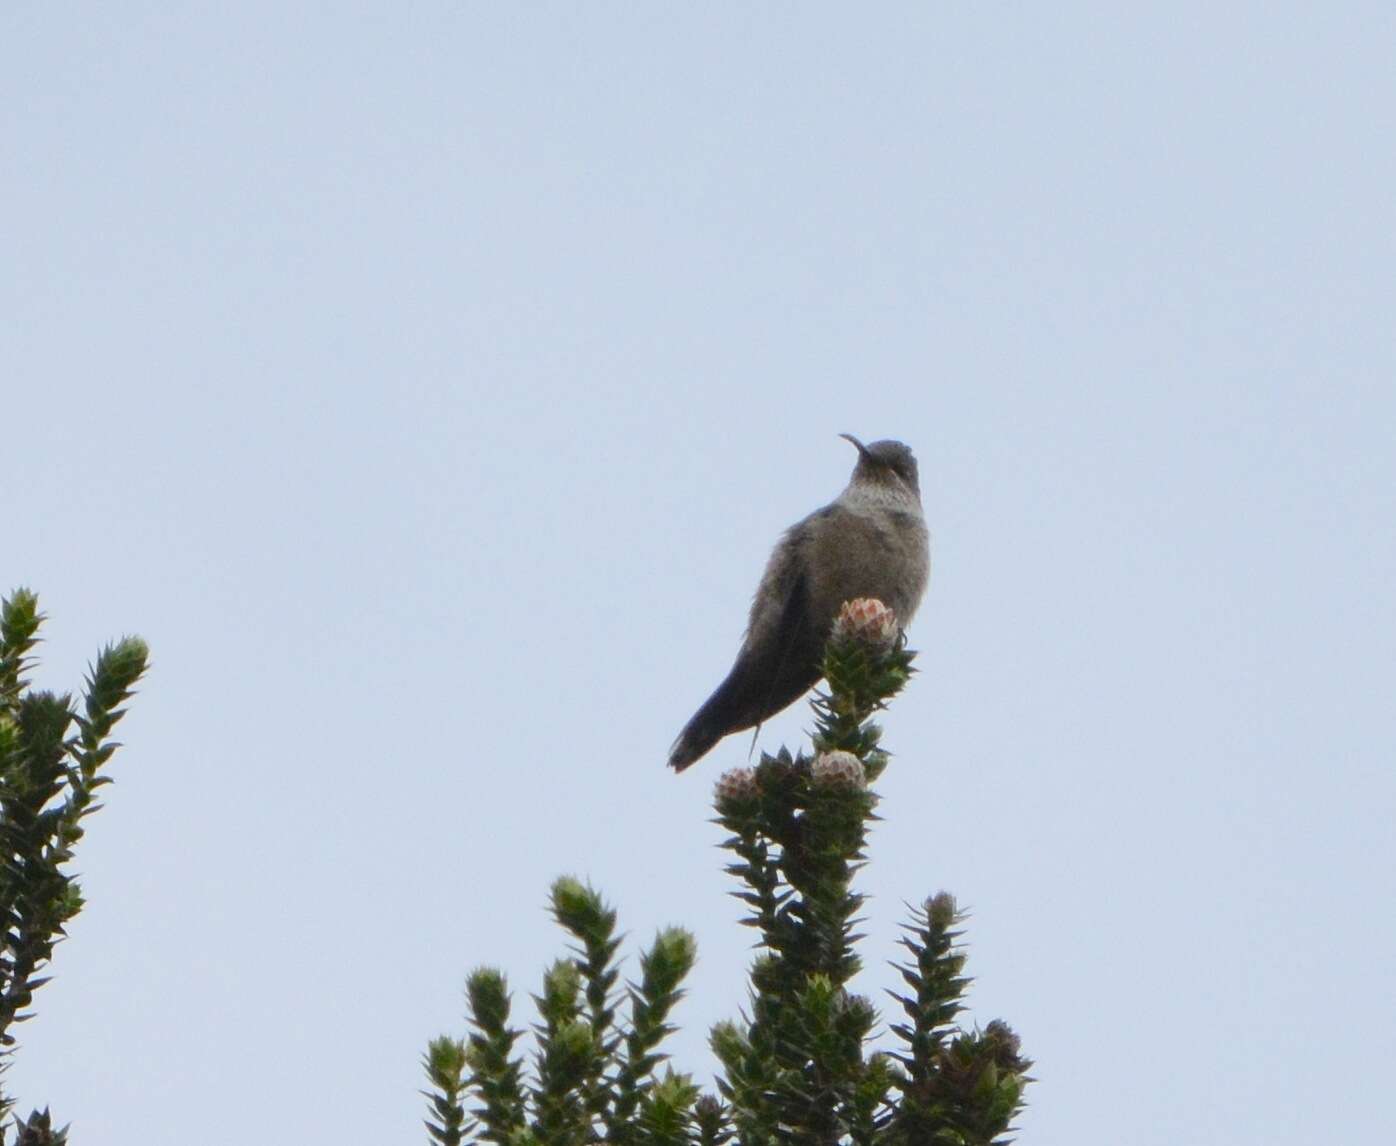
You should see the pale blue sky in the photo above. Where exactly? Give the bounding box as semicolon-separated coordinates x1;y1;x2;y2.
5;6;1394;1144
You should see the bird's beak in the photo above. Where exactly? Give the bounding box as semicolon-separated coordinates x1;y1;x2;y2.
839;433;872;461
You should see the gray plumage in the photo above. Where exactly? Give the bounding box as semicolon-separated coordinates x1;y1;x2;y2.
668;435;930;772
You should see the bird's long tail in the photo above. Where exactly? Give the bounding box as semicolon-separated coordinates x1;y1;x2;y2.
667;724;720;773
667;665;755;772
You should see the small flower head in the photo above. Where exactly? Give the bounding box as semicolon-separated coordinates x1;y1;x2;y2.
927;891;959;930
832;597;899;649
984;1019;1025;1063
713;766;760;810
811;750;867;790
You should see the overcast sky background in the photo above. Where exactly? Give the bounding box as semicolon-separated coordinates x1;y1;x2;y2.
5;6;1394;1144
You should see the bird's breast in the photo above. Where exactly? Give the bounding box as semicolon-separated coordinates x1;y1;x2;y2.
807;505;929;630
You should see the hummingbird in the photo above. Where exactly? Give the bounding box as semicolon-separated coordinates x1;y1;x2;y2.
668;435;930;772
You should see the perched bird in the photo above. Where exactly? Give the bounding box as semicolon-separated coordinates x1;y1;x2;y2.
668;435;930;772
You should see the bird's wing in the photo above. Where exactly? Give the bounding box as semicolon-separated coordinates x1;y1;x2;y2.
667;512;831;771
738;513;829;713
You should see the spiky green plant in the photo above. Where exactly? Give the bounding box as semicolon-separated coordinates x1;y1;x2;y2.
425;599;1031;1144
0;588;148;1142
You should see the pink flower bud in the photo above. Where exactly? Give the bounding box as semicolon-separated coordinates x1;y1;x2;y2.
714;766;760;805
831;597;899;649
811;750;867;790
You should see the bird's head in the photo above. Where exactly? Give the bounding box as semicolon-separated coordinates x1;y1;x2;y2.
840;434;921;497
